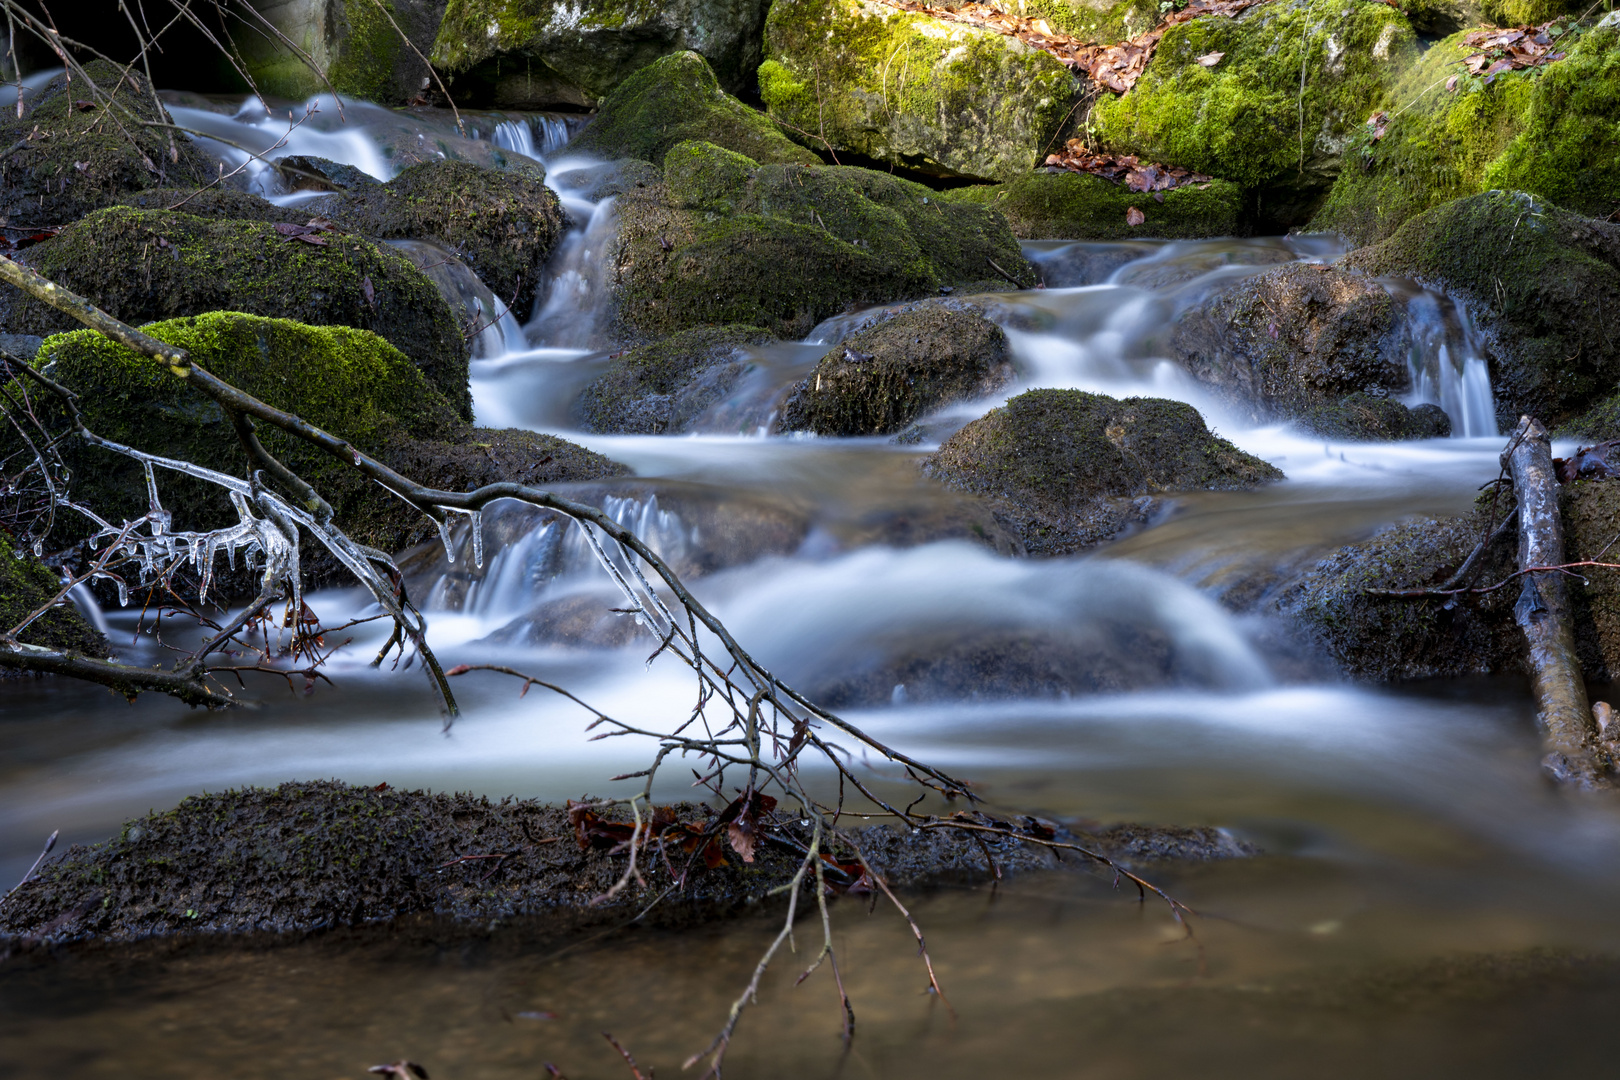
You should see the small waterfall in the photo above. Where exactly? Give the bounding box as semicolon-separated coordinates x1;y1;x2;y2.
1397;288;1498;438
492;119;536;159
482;114;584;162
527;194;620;349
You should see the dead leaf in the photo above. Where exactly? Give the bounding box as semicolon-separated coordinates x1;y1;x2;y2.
1126;206;1146;226
1445;74;1459;92
1196;50;1225;66
361;274;376;308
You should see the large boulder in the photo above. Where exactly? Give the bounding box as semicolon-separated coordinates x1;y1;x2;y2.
1;207;472;417
229;0;447;104
307;159;568;317
923;388;1282;555
568;51;818;167
1092;0;1419;223
777;300;1013;436
610;140;1037;340
1340;190;1620;426
30;313;625;597
1312;23;1620;245
942;169;1246;241
760;0;1079;181
1170;263;1411;423
0;62;215;230
431;0;771;107
575;323;776;433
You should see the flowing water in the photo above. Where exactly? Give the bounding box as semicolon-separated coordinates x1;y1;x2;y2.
4;95;1619;1079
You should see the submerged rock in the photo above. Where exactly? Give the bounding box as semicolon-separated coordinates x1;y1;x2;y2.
1171;263;1411;424
1312;24;1620;245
1340;190;1620;425
942;169;1246;241
0;61;216;229
569;51;818;167
575;324;776;434
2;206;472;416
777;301;1013;436
760;0;1079;181
923;388;1282;555
0;533;105;661
611;140;1036;340
1294;393;1452;441
1092;0;1418;222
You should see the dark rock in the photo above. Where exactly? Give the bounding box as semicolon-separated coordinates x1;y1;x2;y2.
0;332;41;361
1295;393;1452;441
0;61;216;229
575;324;776;434
777;301;1013;436
923;388;1283;556
1340;190;1620;426
2;207;472;417
109;186;291;222
275;155;384;193
551;158;664;203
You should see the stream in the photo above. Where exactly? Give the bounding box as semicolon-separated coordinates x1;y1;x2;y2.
4;92;1620;1079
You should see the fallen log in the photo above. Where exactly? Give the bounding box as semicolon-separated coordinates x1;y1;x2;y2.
1502;416;1608;787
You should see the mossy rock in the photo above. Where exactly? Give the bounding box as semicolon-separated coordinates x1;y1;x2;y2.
760;0;1080;181
109;186;292;223
1340;189;1620;425
941;170;1246;240
778;300;1013;436
29;313;625;597
1092;0;1419;221
1018;0;1162;43
1312;24;1620;245
229;0;443;104
2;206;471;417
1171;263;1411;423
611;140;1036;340
0;533;106;658
568;51;819;167
1481;0;1592;25
923;388;1282;555
432;0;772;107
309;159;567;319
1294;393;1452;441
575;323;776;433
0;61;216;229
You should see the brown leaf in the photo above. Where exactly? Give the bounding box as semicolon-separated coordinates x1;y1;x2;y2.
1445;74;1459;92
1126;206;1146;227
1195;50;1225;66
362;274;376;308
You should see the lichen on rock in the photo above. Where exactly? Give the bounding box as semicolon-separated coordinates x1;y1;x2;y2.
575;323;777;433
760;0;1080;181
942;169;1245;240
923;388;1282;555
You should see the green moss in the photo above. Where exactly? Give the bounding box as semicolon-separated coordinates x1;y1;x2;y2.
1341;189;1620;424
0;532;106;656
434;0;540;71
570;51;819;166
664;140;761;213
1480;0;1590;25
1092;0;1418;213
1019;0;1162;44
761;0;1079;180
5;206;470;417
327;0;405;101
1293;393;1452;440
941;169;1245;240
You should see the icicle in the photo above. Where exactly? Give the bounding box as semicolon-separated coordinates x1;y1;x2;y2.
116;580;128;607
32;539;42;557
436;514;456;563
469;510;484;569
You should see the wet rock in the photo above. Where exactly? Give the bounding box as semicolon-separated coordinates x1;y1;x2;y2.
760;0;1079;181
568;51;818;168
1340;190;1620;425
575;324;776;434
0;533;106;661
1024;240;1157;287
29;313;624;598
1312;23;1620;245
275;155;384;194
1092;0;1418;223
309;159;567;318
1171;263;1410;424
0;332;41;361
0;206;470;416
923;388;1283;556
432;0;772;108
229;0;446;104
0;61;216;230
611;140;1036;341
551;158;663;203
1294;393;1451;441
943;170;1245;241
777;301;1013;437
109;186;291;223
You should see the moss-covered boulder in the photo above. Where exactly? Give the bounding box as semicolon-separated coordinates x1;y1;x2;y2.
1092;0;1419;222
308;159;567;318
1171;263;1411;423
432;0;773;108
32;314;625;596
0;533;106;658
923;388;1282;555
2;207;471;417
0;61;215;229
227;0;445;104
760;0;1079;181
568;52;818;167
109;186;291;223
1294;393;1452;441
575;324;776;433
942;169;1246;240
611;140;1036;340
1312;24;1620;245
1021;0;1162;43
778;301;1012;436
1340;190;1620;425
